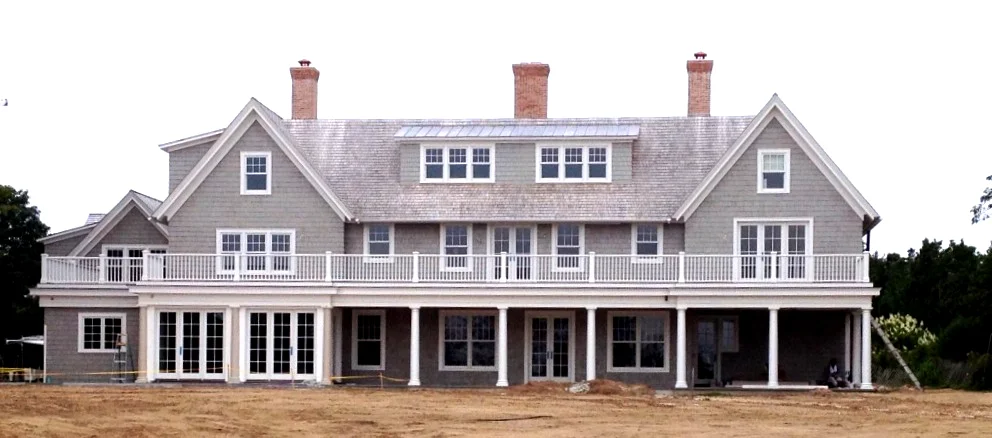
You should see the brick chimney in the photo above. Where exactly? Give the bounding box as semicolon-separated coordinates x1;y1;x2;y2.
290;59;319;119
512;63;550;119
687;52;713;117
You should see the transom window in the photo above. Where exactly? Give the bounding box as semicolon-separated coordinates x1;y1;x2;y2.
352;310;385;370
216;229;295;274
757;149;790;193
442;225;472;271
78;313;126;353
422;145;494;182
440;312;497;370
364;224;394;262
554;224;583;270
632;224;662;258
241;152;272;195
608;312;668;372
736;219;810;280
537;144;611;182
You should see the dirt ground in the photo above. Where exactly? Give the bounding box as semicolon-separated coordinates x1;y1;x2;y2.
1;384;991;437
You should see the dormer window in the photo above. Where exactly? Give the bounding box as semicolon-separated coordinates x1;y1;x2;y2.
241;152;272;195
537;144;611;182
421;145;494;183
757;149;790;193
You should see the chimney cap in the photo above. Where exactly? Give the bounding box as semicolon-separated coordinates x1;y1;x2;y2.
298;59;311;67
694;52;707;60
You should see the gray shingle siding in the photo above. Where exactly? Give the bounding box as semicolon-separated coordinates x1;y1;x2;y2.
685;119;864;254
495;143;533;183
167;121;344;254
84;208;169;256
399;146;418;183
169;143;210;194
664;223;685;253
612;142;632;183
586;224;630;254
45;307;139;383
44;235;86;257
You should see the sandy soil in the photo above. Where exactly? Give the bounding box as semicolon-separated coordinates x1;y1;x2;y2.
1;384;991;437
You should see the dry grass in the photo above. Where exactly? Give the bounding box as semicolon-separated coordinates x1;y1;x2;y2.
1;384;991;437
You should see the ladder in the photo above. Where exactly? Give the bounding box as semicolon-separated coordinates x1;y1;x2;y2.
111;334;130;383
871;317;922;390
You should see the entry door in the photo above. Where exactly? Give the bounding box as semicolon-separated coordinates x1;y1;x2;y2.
157;311;225;380
695;320;718;386
247;311;316;380
493;226;533;281
527;314;572;381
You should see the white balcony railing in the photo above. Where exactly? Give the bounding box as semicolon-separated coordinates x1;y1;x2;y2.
39;252;871;285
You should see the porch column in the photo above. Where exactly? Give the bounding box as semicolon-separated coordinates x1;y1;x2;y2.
844;312;852;376
586;307;596;381
333;308;343;382
851;310;862;385
322;306;333;385
136;306;148;383
768;307;779;387
675;307;687;389
226;306;237;383
860;308;873;389
409;307;421;386
497;306;509;387
238;307;247;383
145;306;156;383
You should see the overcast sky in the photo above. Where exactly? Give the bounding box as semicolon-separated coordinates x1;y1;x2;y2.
1;1;989;255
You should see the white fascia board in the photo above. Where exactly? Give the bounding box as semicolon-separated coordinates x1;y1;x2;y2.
39;223;97;244
159;129;224;152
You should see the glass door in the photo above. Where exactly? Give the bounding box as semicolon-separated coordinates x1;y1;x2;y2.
528;314;572;381
246;311;316;380
738;223;808;280
695;320;717;386
492;226;533;281
157;310;225;380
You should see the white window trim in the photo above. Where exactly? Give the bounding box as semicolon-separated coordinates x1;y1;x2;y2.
606;310;670;373
420;144;495;183
351;309;386;371
215;229;297;275
437;310;499;372
535;143;612;183
732;218;814;256
630;224;663;263
486;224;539;255
757;149;790;194
240;151;272;195
77;312;127;353
363;224;395;263
440;224;474;272
551;223;585;272
101;245;169;256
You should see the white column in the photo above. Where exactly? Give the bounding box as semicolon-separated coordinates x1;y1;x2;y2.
408;307;421;386
851;310;862;385
844;313;852;377
497;307;509;387
145;306;156;383
860;309;873;389
238;307;247;383
315;307;326;384
586;307;596;381
768;307;779;387
334;308;343;382
675;307;687;389
323;306;334;384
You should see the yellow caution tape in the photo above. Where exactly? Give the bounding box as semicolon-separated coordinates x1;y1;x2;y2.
3;367;409;383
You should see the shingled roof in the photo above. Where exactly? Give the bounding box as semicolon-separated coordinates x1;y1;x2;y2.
284;116;752;222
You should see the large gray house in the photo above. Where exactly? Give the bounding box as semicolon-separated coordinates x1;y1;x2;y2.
32;53;880;389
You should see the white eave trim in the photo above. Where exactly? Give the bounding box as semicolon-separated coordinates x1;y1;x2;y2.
38;223;97;243
153;98;354;222
673;94;880;225
395;135;638;144
159;129;224;152
68;191;169;257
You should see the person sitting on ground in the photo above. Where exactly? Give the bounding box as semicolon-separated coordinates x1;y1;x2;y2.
823;358;849;388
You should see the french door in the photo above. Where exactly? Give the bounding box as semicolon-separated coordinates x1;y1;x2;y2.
526;313;573;382
492;226;534;281
157;310;226;379
737;223;809;280
246;311;317;380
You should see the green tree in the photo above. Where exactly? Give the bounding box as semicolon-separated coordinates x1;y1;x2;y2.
971;175;992;223
0;185;49;368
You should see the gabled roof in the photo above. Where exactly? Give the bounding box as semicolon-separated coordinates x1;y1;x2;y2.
68;191;169;256
38;223;97;244
153;98;354;222
673;94;880;228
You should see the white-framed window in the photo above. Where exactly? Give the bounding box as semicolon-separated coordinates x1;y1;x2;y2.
438;311;497;371
631;224;663;260
536;144;611;182
421;144;494;183
441;224;472;271
78;313;126;353
607;311;669;372
215;229;295;274
757;149;790;193
733;218;812;280
241;151;272;195
352;310;385;371
363;224;394;263
101;245;167;282
553;224;584;271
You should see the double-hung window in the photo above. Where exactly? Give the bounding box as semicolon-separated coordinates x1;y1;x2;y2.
537;144;611;182
632;224;662;260
352;310;385;370
608;311;668;372
421;145;494;182
442;225;472;270
78;313;126;353
364;224;394;262
241;152;272;195
440;312;497;370
553;224;583;270
216;230;295;274
735;219;810;280
757;149;790;193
